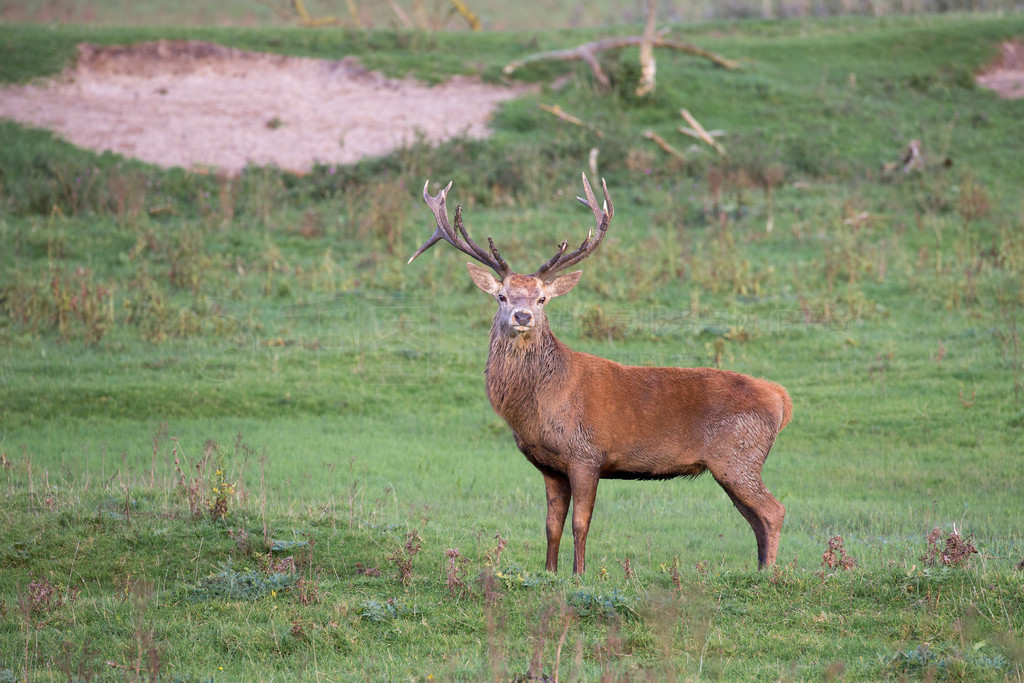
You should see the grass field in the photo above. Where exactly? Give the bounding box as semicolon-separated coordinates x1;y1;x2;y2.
2;11;1024;681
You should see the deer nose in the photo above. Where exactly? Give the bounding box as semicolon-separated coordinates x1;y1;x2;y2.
513;310;533;326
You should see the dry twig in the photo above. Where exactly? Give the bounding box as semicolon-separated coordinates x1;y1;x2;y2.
679;108;728;157
538;103;604;138
644;130;686;160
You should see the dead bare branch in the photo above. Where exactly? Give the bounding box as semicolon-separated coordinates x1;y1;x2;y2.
503;36;741;90
636;0;658;97
449;0;481;30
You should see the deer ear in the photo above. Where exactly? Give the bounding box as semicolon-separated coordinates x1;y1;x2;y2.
466;262;502;296
544;270;583;299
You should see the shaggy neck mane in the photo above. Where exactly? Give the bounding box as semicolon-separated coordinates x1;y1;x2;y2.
485;319;565;426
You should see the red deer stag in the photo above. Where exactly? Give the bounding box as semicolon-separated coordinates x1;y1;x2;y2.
408;174;792;574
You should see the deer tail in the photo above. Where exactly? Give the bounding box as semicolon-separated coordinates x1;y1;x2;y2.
775;384;793;432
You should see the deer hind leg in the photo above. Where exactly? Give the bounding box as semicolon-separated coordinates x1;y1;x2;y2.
717;478;785;568
542;471;572;573
707;441;785;568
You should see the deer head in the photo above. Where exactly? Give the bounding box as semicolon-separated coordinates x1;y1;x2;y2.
465;267;582;339
407;173;614;338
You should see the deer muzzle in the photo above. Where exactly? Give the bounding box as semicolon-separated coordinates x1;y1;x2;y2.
511;309;534;331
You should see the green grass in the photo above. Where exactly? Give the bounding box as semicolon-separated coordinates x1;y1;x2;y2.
5;0;1023;28
3;12;1024;681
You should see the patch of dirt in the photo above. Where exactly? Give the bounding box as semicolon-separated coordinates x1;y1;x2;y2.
0;40;530;173
977;39;1024;99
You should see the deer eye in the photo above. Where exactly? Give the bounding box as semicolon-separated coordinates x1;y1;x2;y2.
498;294;507;303
538;297;547;304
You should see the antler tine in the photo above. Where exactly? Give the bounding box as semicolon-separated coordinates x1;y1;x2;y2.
577;171;613;222
532;172;613;279
532;239;569;277
408;180;511;277
407;180;456;264
487;236;511;275
453;205;509;275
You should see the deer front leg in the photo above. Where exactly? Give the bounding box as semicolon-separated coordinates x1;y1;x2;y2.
543;472;571;572
568;468;600;575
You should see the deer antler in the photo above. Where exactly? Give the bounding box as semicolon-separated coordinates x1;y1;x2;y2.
532;173;613;279
408;180;512;278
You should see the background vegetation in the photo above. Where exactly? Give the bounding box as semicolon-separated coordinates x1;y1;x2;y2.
1;8;1024;681
3;0;1024;28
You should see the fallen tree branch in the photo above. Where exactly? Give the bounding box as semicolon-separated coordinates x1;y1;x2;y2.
538;103;604;138
644;130;686;160
679;108;728;157
636;0;658;97
449;0;482;30
503;36;741;89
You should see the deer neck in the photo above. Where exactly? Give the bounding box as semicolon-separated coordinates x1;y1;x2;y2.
484;320;566;427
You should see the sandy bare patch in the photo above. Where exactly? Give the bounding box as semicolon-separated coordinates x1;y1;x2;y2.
0;40;529;173
977;39;1024;99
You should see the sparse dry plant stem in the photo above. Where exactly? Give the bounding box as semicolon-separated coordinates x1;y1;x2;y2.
616;557;635;580
485;533;508;569
129;580;161;681
921;525;978;568
390;529;422;585
527;596;575;682
150;422;167;489
297;571;323;606
444;548;470;598
172;438;234;521
821;535;857;571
